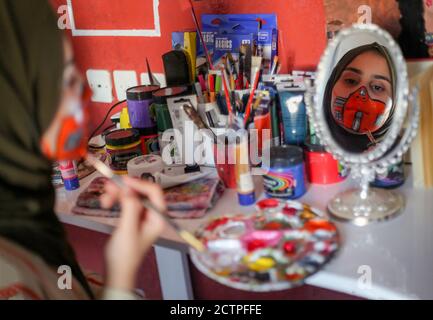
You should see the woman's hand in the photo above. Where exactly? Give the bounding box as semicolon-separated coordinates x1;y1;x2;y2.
100;177;166;292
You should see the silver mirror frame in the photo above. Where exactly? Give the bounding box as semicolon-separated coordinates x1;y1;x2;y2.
305;24;420;225
311;23;409;165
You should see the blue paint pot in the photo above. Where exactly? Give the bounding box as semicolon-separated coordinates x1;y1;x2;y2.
371;161;405;189
262;145;307;199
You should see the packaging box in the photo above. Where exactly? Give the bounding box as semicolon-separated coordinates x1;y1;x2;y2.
172;31;198;79
213;33;254;66
199;14;278;72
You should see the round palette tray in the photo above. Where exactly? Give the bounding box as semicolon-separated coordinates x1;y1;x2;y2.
190;198;340;292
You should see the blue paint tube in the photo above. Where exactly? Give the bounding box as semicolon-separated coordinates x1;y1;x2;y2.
277;88;307;145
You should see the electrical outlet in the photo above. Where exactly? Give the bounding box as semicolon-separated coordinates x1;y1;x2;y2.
140;72;166;87
86;69;113;103
113;70;138;101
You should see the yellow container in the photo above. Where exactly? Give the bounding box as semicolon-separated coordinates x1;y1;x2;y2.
120;107;132;129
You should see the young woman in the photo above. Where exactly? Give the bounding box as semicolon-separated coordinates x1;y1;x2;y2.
0;0;165;299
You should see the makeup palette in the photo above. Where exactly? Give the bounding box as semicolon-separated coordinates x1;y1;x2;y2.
190;198;340;292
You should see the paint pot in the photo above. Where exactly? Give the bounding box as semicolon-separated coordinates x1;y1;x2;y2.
126;85;160;129
105;129;142;175
262;145;306;199
304;137;348;184
152;86;188;163
137;129;160;155
127;154;164;179
59;160;79;191
152;86;189;106
371;161;405;189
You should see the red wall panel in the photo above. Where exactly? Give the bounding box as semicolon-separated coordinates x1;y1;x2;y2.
50;0;326;140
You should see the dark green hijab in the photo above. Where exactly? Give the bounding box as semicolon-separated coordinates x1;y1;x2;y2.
0;0;93;298
0;0;62;189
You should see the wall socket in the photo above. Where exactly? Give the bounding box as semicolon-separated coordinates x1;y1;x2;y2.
86;69;113;103
140;72;166;87
113;70;138;101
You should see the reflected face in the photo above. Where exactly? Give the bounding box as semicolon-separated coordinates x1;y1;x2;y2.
40;37;89;161
331;50;393;134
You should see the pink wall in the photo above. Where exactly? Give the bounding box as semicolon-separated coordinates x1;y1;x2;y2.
50;0;327;134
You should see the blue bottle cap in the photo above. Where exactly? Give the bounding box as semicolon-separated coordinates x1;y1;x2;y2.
63;177;80;191
238;192;256;206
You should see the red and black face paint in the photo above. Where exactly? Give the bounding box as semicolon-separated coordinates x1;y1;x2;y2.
333;86;387;134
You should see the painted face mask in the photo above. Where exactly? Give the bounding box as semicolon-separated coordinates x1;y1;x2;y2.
41;86;91;161
332;86;387;134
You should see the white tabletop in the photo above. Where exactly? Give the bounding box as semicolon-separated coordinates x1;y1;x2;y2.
55;166;433;300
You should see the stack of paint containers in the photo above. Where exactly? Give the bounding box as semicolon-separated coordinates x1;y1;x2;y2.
126;85;160;155
151;86;189;163
105;129;142;175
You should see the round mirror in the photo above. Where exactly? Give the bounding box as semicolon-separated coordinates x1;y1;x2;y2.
307;24;420;224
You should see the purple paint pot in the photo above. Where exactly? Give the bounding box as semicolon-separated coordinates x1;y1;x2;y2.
126;85;160;129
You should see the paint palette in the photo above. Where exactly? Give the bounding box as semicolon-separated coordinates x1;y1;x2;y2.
190;198;340;292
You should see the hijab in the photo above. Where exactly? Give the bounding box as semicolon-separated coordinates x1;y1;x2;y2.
0;0;93;298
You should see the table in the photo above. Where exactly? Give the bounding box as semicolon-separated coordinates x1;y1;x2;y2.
55;166;433;300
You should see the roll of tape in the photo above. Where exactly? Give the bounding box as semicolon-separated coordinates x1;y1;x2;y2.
127;155;164;178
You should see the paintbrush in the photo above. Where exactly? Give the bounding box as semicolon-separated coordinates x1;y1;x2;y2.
188;0;213;70
182;104;218;142
85;154;205;252
244;44;252;84
146;58;160;86
250;56;262;88
270;56;279;75
243;67;261;127
220;67;233;116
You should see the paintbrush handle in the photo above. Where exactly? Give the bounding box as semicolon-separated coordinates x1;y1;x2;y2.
189;0;213;70
243;68;260;127
140;199;179;231
86;154;205;252
140;199;205;252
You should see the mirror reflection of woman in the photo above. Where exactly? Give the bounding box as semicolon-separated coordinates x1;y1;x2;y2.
324;42;395;153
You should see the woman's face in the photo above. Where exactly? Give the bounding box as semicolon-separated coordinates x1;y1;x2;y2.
331;50;393;135
40;38;88;161
424;0;433;14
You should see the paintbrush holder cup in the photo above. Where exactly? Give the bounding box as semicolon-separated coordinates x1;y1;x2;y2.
213;137;237;189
